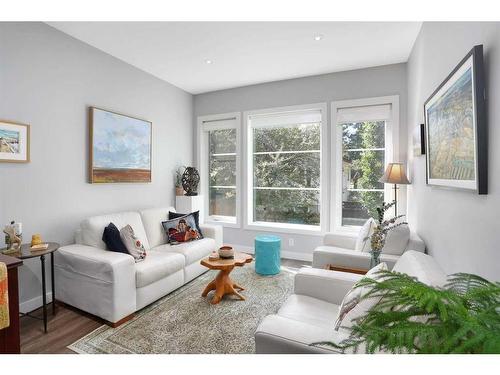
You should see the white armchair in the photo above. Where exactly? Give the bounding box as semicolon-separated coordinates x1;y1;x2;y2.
313;230;425;270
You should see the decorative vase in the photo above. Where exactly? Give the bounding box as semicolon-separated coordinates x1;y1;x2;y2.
369;249;381;269
175;186;184;196
181;167;200;196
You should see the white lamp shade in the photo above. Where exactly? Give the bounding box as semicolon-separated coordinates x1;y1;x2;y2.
379;163;410;185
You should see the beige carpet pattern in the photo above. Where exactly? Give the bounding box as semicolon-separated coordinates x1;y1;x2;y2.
68;264;295;354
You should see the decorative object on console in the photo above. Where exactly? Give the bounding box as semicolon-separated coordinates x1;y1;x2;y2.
329;272;500;354
0;120;30;163
119;225;147;262
162;213;203;245
379;163;410;216
368;201;407;268
175;166;185;196
424;45;487;194
181;166;200;196
102;223;129;254
30;233;42;247
168;210;202;235
218;246;234;259
89;107;152;183
412;123;425;156
2;223;21;254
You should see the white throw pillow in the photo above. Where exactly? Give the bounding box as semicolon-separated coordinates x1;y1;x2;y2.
381;224;410;256
120;224;147;262
334;262;388;331
355;218;375;252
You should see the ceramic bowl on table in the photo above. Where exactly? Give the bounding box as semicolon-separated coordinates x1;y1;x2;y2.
218;246;234;259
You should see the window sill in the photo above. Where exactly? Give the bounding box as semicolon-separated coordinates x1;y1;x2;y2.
244;222;324;236
204;218;240;229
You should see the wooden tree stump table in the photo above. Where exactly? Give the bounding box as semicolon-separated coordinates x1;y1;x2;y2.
200;252;253;304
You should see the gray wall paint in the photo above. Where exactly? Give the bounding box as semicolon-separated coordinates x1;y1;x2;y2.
0;22;193;307
194;64;408;257
407;22;500;280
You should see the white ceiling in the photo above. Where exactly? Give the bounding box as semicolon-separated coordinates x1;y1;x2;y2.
48;22;422;94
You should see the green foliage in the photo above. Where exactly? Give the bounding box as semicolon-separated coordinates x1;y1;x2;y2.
321;271;500;354
358;122;384;218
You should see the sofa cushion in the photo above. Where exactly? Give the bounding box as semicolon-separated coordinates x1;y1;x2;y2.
102;223;129;254
120;224;147;263
81;211;150;251
278;294;340;328
393;250;447;287
382;224;410;255
139;207;175;249
154;237;215;265
135;250;185;288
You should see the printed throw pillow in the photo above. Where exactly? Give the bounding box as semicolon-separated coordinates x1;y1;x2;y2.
355;218;375;252
162;213;203;245
334;262;388;331
119;224;147;262
168;210;203;236
102;222;129;254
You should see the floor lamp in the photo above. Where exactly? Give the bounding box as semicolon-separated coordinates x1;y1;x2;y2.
379;163;410;216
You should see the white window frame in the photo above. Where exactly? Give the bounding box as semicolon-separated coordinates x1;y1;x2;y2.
243;103;328;236
197;112;241;228
331;95;400;235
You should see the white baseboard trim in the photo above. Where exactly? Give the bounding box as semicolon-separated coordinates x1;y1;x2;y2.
20;292;53;314
226;244;312;262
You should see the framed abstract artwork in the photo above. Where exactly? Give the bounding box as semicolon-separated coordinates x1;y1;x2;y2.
0;120;30;163
89;107;152;183
424;45;487;194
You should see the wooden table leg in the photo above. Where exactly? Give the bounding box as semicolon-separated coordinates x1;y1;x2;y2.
201;279;216;297
202;266;247;304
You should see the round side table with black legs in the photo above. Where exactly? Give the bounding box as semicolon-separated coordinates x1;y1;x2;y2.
13;242;60;333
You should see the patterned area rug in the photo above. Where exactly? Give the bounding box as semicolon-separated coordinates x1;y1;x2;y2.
68;264;295;354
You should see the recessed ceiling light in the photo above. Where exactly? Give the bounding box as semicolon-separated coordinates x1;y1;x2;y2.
314;35;323;41
205;59;213;64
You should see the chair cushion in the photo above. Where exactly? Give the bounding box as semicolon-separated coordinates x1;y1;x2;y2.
153;238;215;265
278;294;340;328
393;250;447;287
80;211;150;250
139;207;175;249
135;250;185;288
382;224;410;255
355;218;375;252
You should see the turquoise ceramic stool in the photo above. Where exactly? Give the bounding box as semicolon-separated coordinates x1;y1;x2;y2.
254;235;281;275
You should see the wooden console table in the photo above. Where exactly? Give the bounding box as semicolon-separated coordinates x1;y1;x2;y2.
325;264;368;275
0;253;23;354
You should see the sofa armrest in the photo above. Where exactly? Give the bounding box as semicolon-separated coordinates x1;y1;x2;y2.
407;231;425;253
54;244;136;323
323;232;357;249
200;224;223;249
313;245;400;270
293;267;362;305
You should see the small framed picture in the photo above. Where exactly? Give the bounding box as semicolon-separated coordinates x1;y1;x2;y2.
412;123;425;156
0;120;30;163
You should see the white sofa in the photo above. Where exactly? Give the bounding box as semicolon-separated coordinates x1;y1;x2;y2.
255;250;447;353
54;206;222;325
313;230;426;271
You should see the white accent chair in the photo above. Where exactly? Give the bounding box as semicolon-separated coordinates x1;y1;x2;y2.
313;229;426;271
255;250;447;354
54;207;222;325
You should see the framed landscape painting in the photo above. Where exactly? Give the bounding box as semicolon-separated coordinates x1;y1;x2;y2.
424;45;487;194
0;120;30;163
89;107;152;183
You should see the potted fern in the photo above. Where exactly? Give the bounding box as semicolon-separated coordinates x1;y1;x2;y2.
323;271;500;354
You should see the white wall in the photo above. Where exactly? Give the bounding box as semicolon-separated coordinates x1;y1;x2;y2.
407;22;500;281
194;64;408;259
0;22;194;309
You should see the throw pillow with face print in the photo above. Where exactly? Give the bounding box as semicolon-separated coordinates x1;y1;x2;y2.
162;213;203;245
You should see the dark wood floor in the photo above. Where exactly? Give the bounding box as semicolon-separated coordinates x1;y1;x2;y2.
20;258;310;354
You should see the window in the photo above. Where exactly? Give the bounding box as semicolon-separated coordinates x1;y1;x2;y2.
198;113;240;226
246;105;327;232
332;97;398;232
